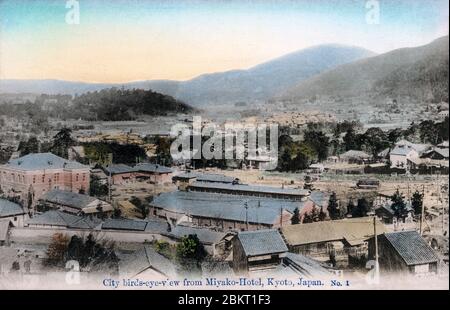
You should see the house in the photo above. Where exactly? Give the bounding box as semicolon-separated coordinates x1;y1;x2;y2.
117;245;178;279
103;163;172;185
26;210;102;230
166;224;232;256
0;198;27;227
375;203;414;224
188;181;310;201
420;147;449;168
232;229;288;274
281;218;386;267
339;150;372;164
0;153;90;207
172;172;239;190
39;189;113;217
149;190;300;231
368;231;439;275
389;140;430;170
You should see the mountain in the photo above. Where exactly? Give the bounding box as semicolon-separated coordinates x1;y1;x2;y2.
0;44;375;106
173;44;375;105
280;36;449;103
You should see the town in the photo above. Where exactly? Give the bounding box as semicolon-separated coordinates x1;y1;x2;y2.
0;105;448;288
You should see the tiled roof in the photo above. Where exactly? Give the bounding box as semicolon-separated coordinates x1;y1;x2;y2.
384;231;439;266
168;225;228;245
173;172;237;183
3;153;87;170
151;191;304;224
0;199;25;217
26;210;101;229
102;218;148;231
134;163;172;174
103;164;135;175
0;219;12;242
118;245;177;278
281;217;386;246
189;181;310;197
283;252;332;277
237;229;288;257
41;190;98;210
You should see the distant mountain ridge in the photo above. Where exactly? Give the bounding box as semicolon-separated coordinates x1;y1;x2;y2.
0;44;375;106
280;35;449;103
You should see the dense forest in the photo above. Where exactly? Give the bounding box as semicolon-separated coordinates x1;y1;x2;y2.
68;88;193;121
0;88;194;122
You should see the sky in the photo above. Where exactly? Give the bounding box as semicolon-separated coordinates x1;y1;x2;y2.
0;0;448;83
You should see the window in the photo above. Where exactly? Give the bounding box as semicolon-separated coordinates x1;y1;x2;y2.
33;176;36;184
14;217;17;221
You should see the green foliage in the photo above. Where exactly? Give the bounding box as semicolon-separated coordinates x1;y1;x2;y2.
352;198;370;218
303;128;330;161
18;136;40;156
83;142;146;165
390;189;407;218
89;175;108;197
69;88;193;121
411;190;424;215
130;196;149;219
291;207;300;225
52;128;75;158
176;234;207;262
327;192;340;220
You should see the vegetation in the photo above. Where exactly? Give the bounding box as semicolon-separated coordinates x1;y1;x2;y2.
327;192;340;220
83;142;146;165
68;88;192;121
411;190;424;215
52;128;75;158
176;234;207;274
129;196;149;219
89;175;109;198
390;189;407;218
291;207;300;225
352;198;371;218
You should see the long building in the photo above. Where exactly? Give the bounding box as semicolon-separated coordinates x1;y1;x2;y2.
149;190;312;231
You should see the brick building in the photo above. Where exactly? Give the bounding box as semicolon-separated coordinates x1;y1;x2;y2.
0;153;90;208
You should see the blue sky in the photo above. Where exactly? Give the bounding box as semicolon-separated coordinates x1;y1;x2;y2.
0;0;448;82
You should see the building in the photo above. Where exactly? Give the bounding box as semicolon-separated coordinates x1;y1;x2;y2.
375;203;414;224
232;229;288;274
0;198;27;227
26;210;102;230
0;153;90;207
117;245;178;279
172;172;239;190
0;220;13;245
420;147;449;169
188;181;310;201
368;231;439;275
281;218;386;267
389;140;430;170
339;150;372;164
150;190;299;231
39;189;113;217
103;163;172;185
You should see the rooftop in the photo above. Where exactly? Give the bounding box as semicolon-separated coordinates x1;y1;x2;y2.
26;210;102;229
0;198;25;217
189;181;310;198
173;172;238;183
41;190;98;210
3;153;88;171
340;150;371;159
384;230;439;266
281;217;386;246
237;229;288;257
151;190;305;224
103;163;172;175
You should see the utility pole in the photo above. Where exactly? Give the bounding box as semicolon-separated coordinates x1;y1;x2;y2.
373;216;379;282
244;201;249;231
420;185;425;235
280;207;283;227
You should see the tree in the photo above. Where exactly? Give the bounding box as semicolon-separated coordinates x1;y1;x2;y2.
45;233;70;267
52;128;75;158
343;128;358;151
130;196;149;219
318;207;327;221
291;207;300;225
327;192;340;220
90;175;108;197
411;190;423;215
176;234;207;268
18;136;40;156
391;189;407;218
304;129;329;161
352;198;370;218
346;200;355;217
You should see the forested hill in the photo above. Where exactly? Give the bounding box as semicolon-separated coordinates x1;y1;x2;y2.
70;88;193;121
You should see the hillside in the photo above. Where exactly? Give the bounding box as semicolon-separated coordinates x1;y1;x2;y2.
0;44;375;106
280;36;449;103
67;88;193;121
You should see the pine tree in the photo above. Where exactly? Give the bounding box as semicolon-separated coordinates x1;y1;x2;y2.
327;192;340;220
291;207;300;224
411;190;424;215
391;189;406;218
